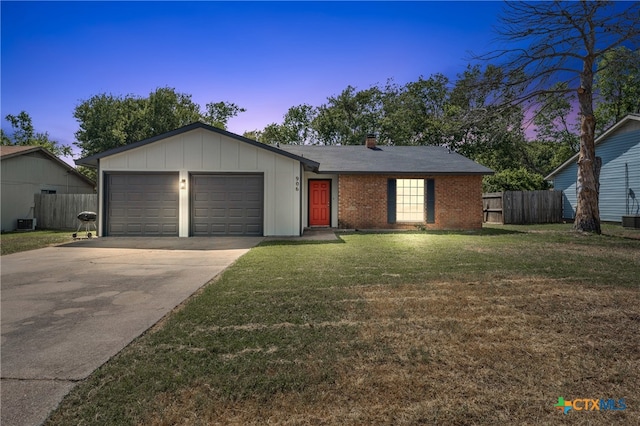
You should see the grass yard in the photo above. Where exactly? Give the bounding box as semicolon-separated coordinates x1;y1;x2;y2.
0;230;74;255
47;225;639;425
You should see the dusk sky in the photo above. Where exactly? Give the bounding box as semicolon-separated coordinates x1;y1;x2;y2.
2;1;506;164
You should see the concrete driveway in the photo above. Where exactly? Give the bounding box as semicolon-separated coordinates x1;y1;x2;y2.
0;237;262;426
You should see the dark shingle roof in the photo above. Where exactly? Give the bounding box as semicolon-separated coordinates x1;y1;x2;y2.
73;121;492;175
277;145;493;175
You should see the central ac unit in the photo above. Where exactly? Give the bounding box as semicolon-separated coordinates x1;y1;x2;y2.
17;218;37;231
622;215;640;229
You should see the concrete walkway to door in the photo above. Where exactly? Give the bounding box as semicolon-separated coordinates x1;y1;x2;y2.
0;236;262;426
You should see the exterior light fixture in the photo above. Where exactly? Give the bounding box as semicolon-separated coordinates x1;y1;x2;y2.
180;179;186;190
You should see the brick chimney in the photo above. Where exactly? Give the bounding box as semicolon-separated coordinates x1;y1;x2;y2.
365;134;377;149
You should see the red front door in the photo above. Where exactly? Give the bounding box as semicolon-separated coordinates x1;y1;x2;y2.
309;180;330;226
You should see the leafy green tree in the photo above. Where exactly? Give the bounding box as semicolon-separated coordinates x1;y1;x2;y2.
594;47;640;133
483;167;549;193
313;86;383;145
522;141;574;178
145;88;202;135
259;123;287;145
1;111;73;157
74;94;147;157
74;87;244;158
280;104;317;144
204;101;246;130
449;65;527;172
381;75;457;146
242;129;263;142
244;105;317;145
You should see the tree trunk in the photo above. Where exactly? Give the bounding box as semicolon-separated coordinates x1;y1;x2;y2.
574;58;601;234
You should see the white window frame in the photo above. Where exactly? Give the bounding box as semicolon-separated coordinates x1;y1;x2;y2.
396;178;424;222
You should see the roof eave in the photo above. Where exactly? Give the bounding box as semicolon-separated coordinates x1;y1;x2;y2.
318;170;493;175
0;146;42;160
546;114;640;180
3;146;95;187
74;122;320;170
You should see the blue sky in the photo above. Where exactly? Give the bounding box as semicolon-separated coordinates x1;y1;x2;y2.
2;1;505;162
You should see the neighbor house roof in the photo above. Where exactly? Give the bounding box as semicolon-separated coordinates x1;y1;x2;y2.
277;145;493;175
545;114;640;180
0;145;95;187
0;145;44;159
75;122;320;171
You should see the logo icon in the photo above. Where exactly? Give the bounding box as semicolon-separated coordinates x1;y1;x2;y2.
554;397;626;414
555;397;572;414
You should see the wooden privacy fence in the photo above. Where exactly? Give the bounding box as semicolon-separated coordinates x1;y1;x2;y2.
34;194;98;230
483;190;563;224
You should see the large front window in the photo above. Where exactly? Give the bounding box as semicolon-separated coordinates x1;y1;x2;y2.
396;179;424;222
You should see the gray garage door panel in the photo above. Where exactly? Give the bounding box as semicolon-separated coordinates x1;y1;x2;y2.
191;174;263;236
106;173;179;236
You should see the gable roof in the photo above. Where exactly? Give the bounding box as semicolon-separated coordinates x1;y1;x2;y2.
545;114;640;180
278;145;493;175
0;145;95;187
73;121;492;175
0;145;44;159
74;122;320;171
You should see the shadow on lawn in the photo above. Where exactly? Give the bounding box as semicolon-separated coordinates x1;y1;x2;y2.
259;237;346;247
346;228;524;237
259;227;532;247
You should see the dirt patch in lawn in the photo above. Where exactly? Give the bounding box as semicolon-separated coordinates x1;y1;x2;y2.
142;278;639;425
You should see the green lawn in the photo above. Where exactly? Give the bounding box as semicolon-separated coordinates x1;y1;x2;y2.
47;225;640;425
0;230;74;255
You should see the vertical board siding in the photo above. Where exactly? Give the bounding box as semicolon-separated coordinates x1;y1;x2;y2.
34;194;98;229
482;192;504;223
482;191;563;224
100;128;302;236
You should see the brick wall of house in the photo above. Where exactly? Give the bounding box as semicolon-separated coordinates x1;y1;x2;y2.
433;175;484;229
338;174;483;230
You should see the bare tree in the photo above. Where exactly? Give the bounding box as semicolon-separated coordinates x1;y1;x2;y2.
477;1;639;233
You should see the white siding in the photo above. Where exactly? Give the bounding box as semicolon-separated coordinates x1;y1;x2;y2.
99;128;303;236
1;152;94;232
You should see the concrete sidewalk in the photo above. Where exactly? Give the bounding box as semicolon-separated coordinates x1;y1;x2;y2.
0;237;261;426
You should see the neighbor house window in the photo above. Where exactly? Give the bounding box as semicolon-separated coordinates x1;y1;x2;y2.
396;179;424;222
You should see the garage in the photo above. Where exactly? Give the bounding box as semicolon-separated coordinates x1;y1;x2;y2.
191;174;264;236
105;173;179;236
77;123;315;237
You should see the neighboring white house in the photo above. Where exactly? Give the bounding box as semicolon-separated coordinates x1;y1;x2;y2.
1;146;95;232
546;114;640;222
